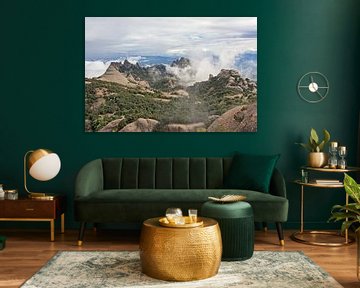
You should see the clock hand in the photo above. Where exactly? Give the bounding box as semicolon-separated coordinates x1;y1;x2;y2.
316;90;323;98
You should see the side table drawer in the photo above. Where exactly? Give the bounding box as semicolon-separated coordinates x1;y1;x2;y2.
1;201;55;218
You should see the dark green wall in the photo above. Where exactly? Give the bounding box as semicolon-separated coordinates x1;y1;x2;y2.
1;0;359;230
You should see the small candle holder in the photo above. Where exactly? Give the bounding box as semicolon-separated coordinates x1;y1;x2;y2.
328;142;338;169
5;189;18;200
337;146;347;169
301;169;308;183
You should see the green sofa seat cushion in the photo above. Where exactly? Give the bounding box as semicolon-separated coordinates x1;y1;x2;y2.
224;153;280;193
75;189;288;222
77;188;284;203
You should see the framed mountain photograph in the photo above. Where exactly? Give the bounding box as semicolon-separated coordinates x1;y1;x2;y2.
85;17;257;132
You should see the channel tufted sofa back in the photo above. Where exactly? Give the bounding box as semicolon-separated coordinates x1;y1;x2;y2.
102;157;233;190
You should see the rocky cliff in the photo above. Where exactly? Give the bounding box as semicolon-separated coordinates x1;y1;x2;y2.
85;58;257;132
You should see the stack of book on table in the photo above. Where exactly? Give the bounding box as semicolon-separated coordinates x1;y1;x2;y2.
314;179;342;185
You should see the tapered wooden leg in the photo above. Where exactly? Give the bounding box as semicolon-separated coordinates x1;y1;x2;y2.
77;222;86;246
50;220;55;242
276;222;284;246
61;213;65;234
262;222;268;232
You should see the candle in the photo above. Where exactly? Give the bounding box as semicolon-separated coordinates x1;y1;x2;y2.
338;146;346;153
330;142;338;148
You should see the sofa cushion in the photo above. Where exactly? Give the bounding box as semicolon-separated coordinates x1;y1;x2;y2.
75;188;288;222
224;153;280;193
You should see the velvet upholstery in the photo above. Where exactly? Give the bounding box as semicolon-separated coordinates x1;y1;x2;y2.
201;201;254;260
223;153;280;193
74;188;287;222
74;157;288;224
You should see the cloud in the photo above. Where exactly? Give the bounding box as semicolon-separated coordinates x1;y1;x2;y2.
85;61;111;78
85;17;257;59
85;56;144;78
85;18;257;80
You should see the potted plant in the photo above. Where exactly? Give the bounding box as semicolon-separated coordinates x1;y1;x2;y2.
329;173;360;279
296;128;330;167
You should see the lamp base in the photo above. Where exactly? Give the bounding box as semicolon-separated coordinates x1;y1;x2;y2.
28;193;55;200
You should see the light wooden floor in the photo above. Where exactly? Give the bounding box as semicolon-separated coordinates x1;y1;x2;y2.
0;228;358;288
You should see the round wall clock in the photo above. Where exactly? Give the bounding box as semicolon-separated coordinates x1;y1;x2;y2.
297;72;329;103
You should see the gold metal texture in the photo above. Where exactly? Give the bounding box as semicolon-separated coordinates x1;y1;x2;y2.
291;231;355;247
293;180;344;188
140;217;222;281
28;193;55;200
301;166;360;173
27;149;52;168
24;149;55;198
293;171;358;246
158;216;203;228
307;152;328;168
208;194;246;203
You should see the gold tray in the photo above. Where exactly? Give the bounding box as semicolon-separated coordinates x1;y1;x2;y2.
208;194;246;203
159;216;204;228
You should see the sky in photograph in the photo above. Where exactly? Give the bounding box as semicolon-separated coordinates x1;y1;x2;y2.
85;17;257;79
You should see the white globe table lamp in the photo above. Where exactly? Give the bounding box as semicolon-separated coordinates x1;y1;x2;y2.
24;149;61;199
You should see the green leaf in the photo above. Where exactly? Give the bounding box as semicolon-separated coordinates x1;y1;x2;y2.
331;203;360;215
323;129;330;144
317;140;325;152
308;137;317;152
295;142;312;152
341;220;358;234
344;173;360;204
310;128;319;144
329;212;357;221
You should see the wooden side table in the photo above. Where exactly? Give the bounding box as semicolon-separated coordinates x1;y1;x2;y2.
0;195;66;241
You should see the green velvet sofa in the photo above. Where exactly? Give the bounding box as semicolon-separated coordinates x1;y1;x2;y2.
74;157;288;245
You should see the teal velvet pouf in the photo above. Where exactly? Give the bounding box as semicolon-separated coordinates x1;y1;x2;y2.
201;201;254;261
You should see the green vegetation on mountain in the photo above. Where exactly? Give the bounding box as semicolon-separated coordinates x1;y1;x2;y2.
85;59;257;132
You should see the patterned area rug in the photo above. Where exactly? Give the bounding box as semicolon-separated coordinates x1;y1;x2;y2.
21;251;342;288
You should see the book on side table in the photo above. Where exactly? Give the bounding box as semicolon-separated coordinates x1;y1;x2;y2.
314;179;341;185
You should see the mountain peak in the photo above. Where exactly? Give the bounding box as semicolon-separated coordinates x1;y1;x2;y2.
170;57;191;68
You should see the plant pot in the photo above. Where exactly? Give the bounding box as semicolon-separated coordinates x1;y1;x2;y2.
307;152;328;168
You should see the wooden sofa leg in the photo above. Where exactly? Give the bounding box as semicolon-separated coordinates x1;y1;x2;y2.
262;222;268;232
78;222;86;246
276;222;285;246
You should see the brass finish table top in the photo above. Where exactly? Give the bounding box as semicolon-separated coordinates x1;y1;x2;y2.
301;166;360;173
293;179;344;188
143;216;217;229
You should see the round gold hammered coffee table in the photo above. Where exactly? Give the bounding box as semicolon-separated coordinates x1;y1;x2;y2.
139;217;222;281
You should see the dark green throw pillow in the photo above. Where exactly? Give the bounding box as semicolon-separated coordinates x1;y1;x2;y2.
224;153;280;193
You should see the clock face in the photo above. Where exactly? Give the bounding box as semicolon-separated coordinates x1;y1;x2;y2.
297;72;329;103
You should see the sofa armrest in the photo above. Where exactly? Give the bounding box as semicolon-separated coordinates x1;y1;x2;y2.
75;159;104;199
269;168;287;198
